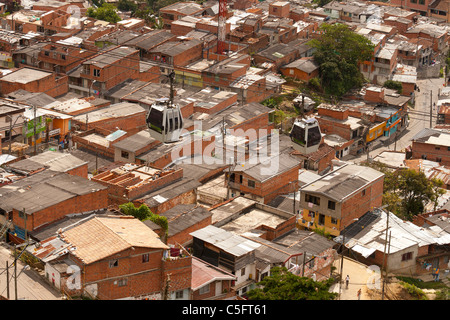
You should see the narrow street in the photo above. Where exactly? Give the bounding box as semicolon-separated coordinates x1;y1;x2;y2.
348;77;445;164
0;244;63;300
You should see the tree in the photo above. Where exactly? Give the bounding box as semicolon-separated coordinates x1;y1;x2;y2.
383;80;403;94
361;162;445;220
117;0;138;13
86;3;121;23
119;202;169;242
247;266;338;300
308;23;374;97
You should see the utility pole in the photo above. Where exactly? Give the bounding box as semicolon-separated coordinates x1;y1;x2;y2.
430;90;433;128
23;208;27;244
6;261;10;300
33;105;37;156
14;245;17;300
381;231;392;300
381;211;390;300
301;251;306;277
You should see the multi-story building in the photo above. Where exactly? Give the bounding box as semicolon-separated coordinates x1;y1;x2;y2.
298;163;384;237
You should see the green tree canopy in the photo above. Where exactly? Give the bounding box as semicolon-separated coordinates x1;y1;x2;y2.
247;266;337;300
308;23;374;97
119;202;169;242
383;80;403;94
361;162;445;220
87;3;121;23
117;0;138;13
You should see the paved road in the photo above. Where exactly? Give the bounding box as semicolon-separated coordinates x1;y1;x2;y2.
0;244;62;300
330;256;380;300
348;77;445;164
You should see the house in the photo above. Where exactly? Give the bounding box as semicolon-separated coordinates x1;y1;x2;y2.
0;100;26;148
191;257;237;300
210;196;297;241
411;128;450;166
68;46;140;97
298;163;384;237
131;30;177;60
37;42;97;74
0;170;109;242
154;204;212;247
148;39;203;69
271;229;337;281
340;209;450;276
252;42;300;71
15;150;89;178
225;153;301;204
112;129;162;163
190;225;261;297
28;215;192;300
437;104;450;124
280;57;319;82
139;177;201;215
0;67;68;98
91;162;183;206
71;102;146;133
160;2;208;29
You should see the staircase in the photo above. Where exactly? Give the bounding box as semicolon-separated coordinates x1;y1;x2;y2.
0;220;12;241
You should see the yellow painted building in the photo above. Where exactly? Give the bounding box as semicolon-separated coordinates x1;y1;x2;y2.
366;122;385;143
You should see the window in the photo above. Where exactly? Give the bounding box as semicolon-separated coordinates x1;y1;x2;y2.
328;200;336;210
362;189;366;196
248;180;255;188
401;252;413;261
109;259;118;268
331;217;338;224
121;150;129;159
44;51;49;56
61;54;66;60
318;214;325;226
199;284;210;295
305;194;320;205
241;268;246;276
142;253;149;263
418;0;425;4
93;69;100;77
435;147;440;150
175;290;184;299
118;278;127;287
18;211;26;219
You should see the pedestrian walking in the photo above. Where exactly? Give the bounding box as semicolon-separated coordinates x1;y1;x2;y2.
434;268;440;282
345;275;350;289
357;288;361;300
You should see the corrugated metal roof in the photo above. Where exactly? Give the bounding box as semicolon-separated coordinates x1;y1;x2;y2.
344;210;450;254
190;225;261;257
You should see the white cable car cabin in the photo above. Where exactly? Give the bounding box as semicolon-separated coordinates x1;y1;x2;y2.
146;97;184;143
289;118;322;154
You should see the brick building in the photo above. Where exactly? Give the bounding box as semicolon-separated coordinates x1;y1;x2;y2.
30;215;193;300
0;67;68;98
298;163;384;237
37;42;96;74
342;209;450;276
225;153;301;204
280;57;319;82
69;46;140;97
91;163;183;206
72;102;147;133
191;257;237;300
411;128;450;166
0;170;108;240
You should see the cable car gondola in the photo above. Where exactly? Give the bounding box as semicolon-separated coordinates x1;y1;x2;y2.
146;71;184;143
289;117;321;154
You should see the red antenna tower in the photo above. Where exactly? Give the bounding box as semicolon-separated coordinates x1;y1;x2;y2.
217;0;227;55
